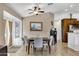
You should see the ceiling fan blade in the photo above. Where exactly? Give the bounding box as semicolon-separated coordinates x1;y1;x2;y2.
38;8;41;10
28;9;33;11
28;12;33;14
48;3;53;5
38;11;44;13
34;6;37;11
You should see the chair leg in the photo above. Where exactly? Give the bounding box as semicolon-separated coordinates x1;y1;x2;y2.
33;47;36;54
49;46;51;54
41;48;43;54
26;46;27;52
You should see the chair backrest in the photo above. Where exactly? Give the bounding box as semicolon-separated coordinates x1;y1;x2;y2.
49;36;54;46
34;38;43;48
22;36;28;45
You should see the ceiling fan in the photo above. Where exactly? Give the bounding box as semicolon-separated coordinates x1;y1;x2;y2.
28;4;44;15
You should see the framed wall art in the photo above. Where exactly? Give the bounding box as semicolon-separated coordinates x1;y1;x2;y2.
30;22;43;31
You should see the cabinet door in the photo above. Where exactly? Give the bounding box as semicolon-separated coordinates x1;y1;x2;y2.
68;33;75;45
75;34;79;45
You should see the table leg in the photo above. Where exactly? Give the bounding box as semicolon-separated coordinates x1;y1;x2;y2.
28;41;30;54
26;46;27;52
49;46;51;54
48;40;51;54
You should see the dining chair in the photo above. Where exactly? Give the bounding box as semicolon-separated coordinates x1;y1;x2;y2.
49;36;54;54
49;36;54;46
33;38;43;53
43;38;48;48
22;36;28;52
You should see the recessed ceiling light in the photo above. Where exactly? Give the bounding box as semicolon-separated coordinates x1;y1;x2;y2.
65;9;68;12
48;3;53;5
70;5;73;8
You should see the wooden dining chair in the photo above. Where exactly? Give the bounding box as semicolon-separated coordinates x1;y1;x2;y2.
43;39;48;48
49;36;54;53
22;36;28;52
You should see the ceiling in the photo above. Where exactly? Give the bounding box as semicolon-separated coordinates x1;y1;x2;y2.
5;3;79;17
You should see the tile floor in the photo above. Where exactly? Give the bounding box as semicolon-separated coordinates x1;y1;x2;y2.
8;40;79;56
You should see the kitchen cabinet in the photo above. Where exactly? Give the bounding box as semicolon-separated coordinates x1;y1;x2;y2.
68;32;79;51
61;18;77;42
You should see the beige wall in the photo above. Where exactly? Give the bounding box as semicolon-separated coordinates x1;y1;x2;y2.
23;13;54;38
0;19;5;45
0;3;22;46
0;10;5;45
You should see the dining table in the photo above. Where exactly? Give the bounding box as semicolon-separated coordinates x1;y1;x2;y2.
27;37;51;54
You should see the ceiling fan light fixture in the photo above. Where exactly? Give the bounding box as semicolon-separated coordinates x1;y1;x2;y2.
34;11;38;14
28;4;44;15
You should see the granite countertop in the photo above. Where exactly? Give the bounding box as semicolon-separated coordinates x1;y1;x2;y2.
68;32;79;33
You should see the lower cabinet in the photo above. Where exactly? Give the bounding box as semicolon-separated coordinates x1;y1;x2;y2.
68;32;79;51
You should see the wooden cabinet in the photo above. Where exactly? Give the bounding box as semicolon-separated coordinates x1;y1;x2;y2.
61;18;77;43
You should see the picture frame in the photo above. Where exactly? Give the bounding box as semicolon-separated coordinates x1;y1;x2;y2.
30;22;43;31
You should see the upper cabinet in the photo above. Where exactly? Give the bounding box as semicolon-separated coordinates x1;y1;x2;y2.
61;18;77;43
